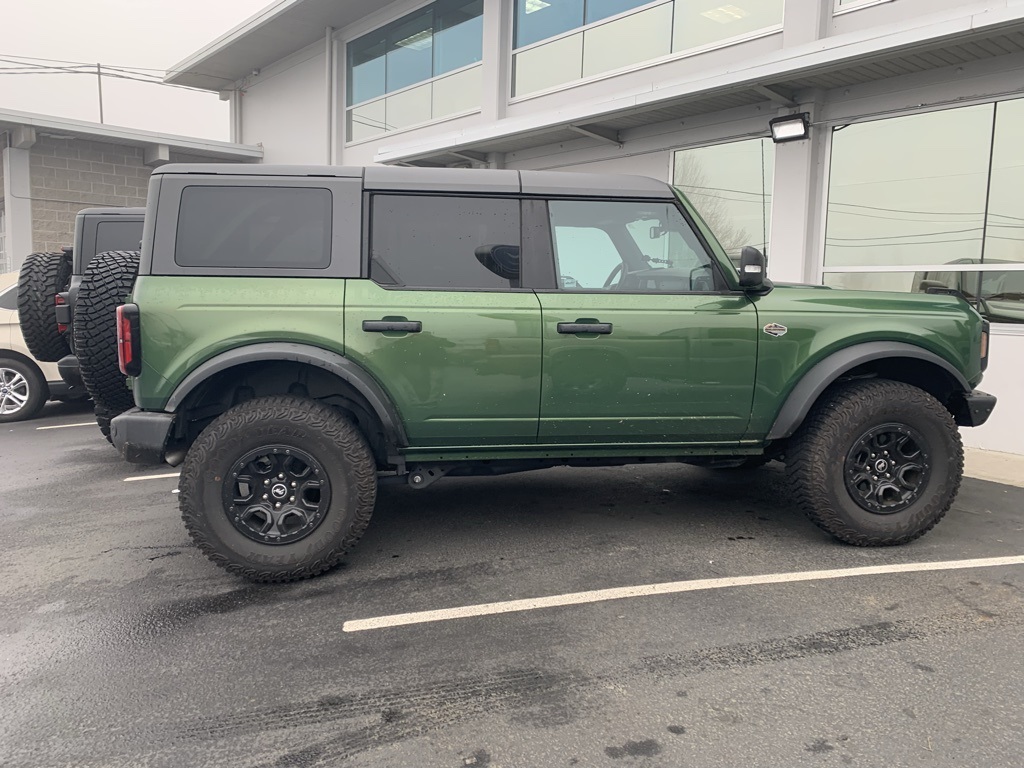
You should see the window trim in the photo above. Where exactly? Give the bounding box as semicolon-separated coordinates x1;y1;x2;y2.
512;0;669;54
364;191;534;292
833;0;896;16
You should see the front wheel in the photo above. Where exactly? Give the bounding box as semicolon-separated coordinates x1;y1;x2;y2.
786;379;963;546
0;358;48;423
179;396;378;582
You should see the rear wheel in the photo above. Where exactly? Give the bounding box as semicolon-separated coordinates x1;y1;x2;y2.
17;252;71;362
786;379;962;546
0;358;48;423
73;250;140;439
179;396;378;582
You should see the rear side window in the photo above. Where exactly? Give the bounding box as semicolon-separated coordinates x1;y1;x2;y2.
95;220;144;258
370;195;521;290
175;186;332;269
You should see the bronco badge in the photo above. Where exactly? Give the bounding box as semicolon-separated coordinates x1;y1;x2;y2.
763;323;788;337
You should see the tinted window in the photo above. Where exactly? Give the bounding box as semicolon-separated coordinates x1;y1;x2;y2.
370;195;521;289
549;200;719;293
0;285;16;311
94;220;144;259
175;187;332;270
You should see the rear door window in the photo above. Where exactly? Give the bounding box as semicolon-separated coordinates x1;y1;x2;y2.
94;220;144;257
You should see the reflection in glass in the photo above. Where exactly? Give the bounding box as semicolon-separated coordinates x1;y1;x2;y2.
673;139;774;261
386;11;434;93
673;0;783;51
514;0;585;48
823;269;1024;324
585;0;654;23
432;66;483;119
348;36;386;105
984;99;1024;264
348;100;387;142
434;0;484;75
384;82;433;131
825;105;994;269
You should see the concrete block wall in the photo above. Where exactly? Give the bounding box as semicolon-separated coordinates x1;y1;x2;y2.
29;136;151;252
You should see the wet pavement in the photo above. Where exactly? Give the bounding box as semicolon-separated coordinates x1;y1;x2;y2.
3;401;1024;767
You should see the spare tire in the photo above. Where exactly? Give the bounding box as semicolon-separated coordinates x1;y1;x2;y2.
73;250;141;439
17;251;72;362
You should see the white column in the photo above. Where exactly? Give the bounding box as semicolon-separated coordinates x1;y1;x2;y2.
480;0;512;125
766;103;827;284
2;146;34;271
782;0;827;48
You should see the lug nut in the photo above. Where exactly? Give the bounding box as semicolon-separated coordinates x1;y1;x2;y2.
262;493;268;500
291;481;296;488
289;496;295;502
265;479;270;485
275;502;282;509
278;473;285;479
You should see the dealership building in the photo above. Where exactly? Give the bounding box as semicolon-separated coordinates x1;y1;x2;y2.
165;0;1022;454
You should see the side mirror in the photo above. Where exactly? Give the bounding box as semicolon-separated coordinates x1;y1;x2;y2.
475;244;521;284
738;246;767;291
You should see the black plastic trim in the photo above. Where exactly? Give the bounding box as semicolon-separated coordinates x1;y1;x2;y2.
110;408;174;465
163;342;409;448
362;320;421;333
767;341;972;440
57;354;83;387
954;389;997;427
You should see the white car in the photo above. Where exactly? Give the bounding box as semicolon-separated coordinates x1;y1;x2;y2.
0;272;85;422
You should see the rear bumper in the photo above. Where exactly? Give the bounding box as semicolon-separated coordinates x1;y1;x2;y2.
954;390;997;428
57;354;83;387
110;408;175;465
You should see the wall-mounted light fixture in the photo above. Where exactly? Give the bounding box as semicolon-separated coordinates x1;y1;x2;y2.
768;112;810;143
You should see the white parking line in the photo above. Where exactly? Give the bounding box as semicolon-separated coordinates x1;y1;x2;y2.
342;555;1024;633
36;422;95;430
124;472;180;482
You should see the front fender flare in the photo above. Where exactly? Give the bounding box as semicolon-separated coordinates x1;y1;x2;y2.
163;342;408;449
766;341;970;441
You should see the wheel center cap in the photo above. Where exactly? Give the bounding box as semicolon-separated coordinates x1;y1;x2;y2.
271;483;288;499
874;459;889;473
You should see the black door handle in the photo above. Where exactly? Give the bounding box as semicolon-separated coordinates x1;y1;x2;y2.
362;320;422;333
557;322;612;335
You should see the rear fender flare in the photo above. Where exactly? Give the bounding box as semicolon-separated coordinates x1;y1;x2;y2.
163;342;408;449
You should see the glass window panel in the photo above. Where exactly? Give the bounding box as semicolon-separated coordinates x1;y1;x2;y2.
673;138;774;263
432;65;482;118
585;0;655;23
370;196;521;289
549;200;718;293
515;0;585;48
348;36;386;106
95;220;144;256
348;100;387;143
582;3;671;77
386;10;434;93
0;285;17;311
385;83;433;131
825;105;994;269
175;187;332;270
434;0;483;75
513;33;583;96
673;0;783;52
984;99;1024;264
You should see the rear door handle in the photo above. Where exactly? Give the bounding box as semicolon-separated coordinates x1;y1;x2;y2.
362;320;422;333
557;322;612;335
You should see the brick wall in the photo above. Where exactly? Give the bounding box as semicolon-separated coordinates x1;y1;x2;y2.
29;136;151;253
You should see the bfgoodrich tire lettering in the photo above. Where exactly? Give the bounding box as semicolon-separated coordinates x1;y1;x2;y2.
179;396;378;583
785;379;963;546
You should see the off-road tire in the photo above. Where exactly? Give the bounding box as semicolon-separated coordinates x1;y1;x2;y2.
73;250;140;423
0;357;48;423
17;251;71;362
786;379;962;546
179;396;378;583
94;402;121;444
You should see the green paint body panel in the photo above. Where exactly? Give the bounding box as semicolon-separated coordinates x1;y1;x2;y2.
343;280;542;446
132;276;346;410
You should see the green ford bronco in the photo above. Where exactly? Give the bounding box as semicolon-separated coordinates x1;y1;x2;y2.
110;164;995;582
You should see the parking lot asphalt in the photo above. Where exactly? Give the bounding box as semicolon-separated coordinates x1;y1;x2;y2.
3;402;1024;768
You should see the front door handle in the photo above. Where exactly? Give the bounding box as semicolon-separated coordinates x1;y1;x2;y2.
557;322;612;335
362;320;422;333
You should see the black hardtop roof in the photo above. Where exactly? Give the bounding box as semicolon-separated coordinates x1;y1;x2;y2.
151;164;674;199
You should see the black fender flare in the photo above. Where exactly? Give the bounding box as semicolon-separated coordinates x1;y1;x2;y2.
766;341;971;440
163;342;408;449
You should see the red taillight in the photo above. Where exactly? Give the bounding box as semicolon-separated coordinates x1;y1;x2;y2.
117;304;141;376
55;294;68;334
